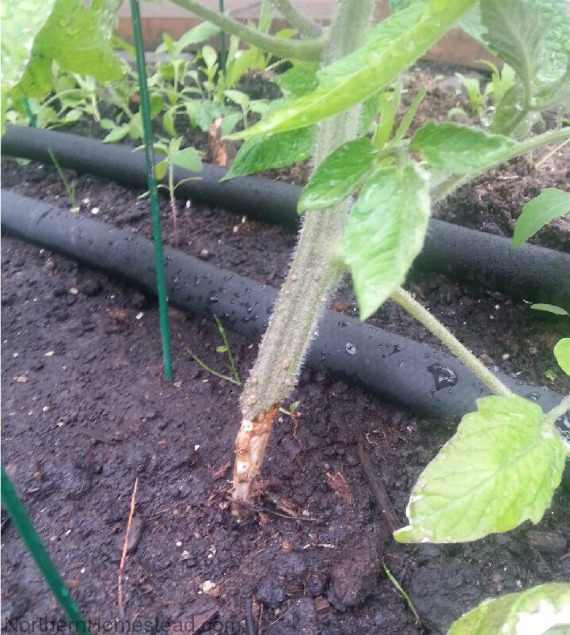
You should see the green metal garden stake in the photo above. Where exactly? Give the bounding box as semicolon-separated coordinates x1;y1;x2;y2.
130;0;174;381
1;465;90;633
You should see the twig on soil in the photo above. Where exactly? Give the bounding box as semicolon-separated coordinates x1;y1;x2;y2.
118;477;139;617
228;497;319;522
244;598;257;635
212;460;232;481
1;514;11;534
357;439;400;535
148;506;175;519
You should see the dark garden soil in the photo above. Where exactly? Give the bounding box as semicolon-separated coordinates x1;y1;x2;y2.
2;64;570;635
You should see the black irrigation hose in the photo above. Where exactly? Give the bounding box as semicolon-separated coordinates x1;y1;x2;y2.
2;190;565;426
3;125;298;230
3;125;570;307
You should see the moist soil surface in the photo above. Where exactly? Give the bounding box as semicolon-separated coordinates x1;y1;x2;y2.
2;64;570;635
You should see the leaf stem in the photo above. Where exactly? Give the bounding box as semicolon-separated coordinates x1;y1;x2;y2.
534;137;570;169
391;287;513;398
544;394;570;428
431;126;570;202
270;0;323;38
169;0;324;61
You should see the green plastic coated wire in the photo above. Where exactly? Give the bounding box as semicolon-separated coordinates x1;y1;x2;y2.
1;465;90;633
130;0;174;381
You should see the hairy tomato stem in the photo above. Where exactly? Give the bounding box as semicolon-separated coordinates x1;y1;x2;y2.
170;0;324;62
232;0;375;511
270;0;322;38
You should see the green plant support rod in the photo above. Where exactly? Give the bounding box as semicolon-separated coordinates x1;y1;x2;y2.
1;465;90;633
130;0;173;381
22;98;37;128
218;0;227;77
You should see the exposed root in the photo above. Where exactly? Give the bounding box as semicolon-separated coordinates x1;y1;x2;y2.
232;404;280;515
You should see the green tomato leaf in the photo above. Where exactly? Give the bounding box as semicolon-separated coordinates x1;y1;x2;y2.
149;95;163;119
298;138;378;213
0;0;56;92
554;339;570;377
345;163;431;320
173;147;202;173
33;0;122;82
102;124;130;144
224;89;249;109
221;112;242;137
480;0;570;84
201;45;218;71
176;21;221;51
9;57;54;100
480;0;551;86
223;127;315;181
530;304;570;317
163;108;177;138
8;0;122;102
447;583;570;635
273;63;319;96
155;160;168;182
229;0;476;140
512;188;570;248
394;395;566;543
412;122;517;174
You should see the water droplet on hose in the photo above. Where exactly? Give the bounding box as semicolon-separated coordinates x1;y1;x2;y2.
427;364;458;391
345;342;357;355
526;392;540;402
310;330;319;341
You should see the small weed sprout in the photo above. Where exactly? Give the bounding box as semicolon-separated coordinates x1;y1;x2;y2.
187;315;242;386
383;561;421;626
47;149;79;212
153;137;202;248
